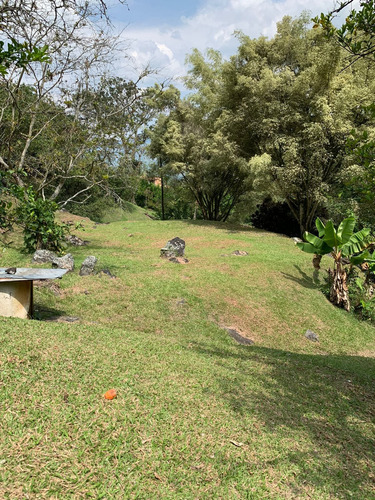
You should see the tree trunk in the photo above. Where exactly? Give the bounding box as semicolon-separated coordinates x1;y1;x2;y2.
312;254;322;270
329;260;350;311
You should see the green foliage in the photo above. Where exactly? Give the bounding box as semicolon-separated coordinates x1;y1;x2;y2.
297;217;370;259
15;187;67;253
313;1;375;63
0;38;50;75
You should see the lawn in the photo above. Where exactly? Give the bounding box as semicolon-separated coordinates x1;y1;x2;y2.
0;216;374;499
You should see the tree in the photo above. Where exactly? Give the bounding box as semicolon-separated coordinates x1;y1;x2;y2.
147;49;253;222
218;15;375;234
0;0;125;193
297;216;370;311
314;2;375;228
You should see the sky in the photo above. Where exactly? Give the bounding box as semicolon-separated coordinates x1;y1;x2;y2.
106;0;358;86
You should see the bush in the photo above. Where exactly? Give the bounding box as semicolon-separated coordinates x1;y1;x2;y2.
16;187;67;253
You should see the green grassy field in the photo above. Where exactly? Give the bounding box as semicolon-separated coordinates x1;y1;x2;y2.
0;216;374;499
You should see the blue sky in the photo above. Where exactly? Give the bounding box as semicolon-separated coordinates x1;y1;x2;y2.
120;0;204;26
108;0;359;85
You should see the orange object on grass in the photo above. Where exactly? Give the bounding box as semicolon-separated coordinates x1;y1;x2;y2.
104;389;117;400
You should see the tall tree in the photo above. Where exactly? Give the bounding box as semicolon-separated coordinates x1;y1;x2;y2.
219;15;375;234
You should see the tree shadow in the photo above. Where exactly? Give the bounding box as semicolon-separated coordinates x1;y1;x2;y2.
179;219;257;233
188;341;375;497
281;265;321;289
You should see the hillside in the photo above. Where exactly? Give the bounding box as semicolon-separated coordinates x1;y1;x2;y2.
0;217;374;499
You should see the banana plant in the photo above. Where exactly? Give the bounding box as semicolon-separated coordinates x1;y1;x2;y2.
296;217;371;311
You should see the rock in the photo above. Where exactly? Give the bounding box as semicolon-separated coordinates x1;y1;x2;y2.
305;329;319;342
66;235;88;246
5;267;17;274
33;249;57;263
52;253;74;271
224;327;254;345
161;237;185;258
79;256;97;276
292;237;303;244
231;250;249;256
128;234;134;237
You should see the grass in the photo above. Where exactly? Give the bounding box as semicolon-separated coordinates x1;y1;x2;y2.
0;216;374;499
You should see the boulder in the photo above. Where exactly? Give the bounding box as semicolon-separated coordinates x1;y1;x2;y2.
161;237;185;258
80;256;97;276
33;249;57;264
52;253;74;271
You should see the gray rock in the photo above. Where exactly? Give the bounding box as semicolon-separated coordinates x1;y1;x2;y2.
305;329;319;342
52;253;74;271
33;249;57;263
80;256;97;276
161;237;185;258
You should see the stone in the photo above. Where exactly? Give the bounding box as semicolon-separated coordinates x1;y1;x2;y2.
33;249;57;264
66;235;88;246
224;327;254;345
305;329;319;342
161;237;185;258
292;237;303;244
79;256;97;276
231;250;249;256
52;253;74;272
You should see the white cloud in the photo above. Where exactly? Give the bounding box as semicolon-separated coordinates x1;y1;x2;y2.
113;0;360;87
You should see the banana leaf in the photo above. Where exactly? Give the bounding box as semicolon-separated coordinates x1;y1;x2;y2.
323;220;342;248
315;217;325;237
337;217;356;244
342;228;371;256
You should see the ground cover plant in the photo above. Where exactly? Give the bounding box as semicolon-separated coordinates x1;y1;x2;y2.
0;215;374;499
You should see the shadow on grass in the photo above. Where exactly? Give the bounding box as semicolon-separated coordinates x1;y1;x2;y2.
32;304;68;321
190;342;375;497
179;219;257;234
282;265;321;289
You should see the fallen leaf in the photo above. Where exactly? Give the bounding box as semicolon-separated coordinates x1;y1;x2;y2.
154;472;162;481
